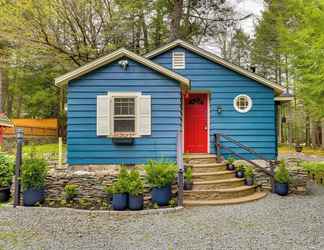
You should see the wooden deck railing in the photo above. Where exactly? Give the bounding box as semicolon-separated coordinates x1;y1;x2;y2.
176;129;184;206
215;133;279;192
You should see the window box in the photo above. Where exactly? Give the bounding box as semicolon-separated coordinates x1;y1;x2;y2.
112;138;134;145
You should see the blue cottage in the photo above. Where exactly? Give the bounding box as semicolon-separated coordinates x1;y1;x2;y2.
55;40;290;166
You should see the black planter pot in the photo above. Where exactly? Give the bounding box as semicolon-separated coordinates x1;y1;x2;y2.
129;195;144;210
295;145;303;153
227;164;235;171
275;182;289;196
23;188;45;206
112;193;128;210
151;185;171;206
236;171;244;178
64;194;76;202
245;178;254;186
184;181;193;190
0;187;11;203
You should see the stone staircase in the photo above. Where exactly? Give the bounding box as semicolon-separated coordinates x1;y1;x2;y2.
183;154;267;206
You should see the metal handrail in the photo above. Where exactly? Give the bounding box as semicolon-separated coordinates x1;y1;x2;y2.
176;130;184;206
215;133;278;192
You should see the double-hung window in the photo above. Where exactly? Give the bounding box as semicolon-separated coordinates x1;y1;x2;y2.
113;97;136;134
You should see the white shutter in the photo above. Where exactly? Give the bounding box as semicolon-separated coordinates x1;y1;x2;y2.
96;95;110;136
138;95;151;135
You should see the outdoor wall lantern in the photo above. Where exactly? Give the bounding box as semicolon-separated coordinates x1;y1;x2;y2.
217;104;223;114
118;60;128;70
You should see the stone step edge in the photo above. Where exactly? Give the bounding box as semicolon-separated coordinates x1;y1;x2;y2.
183;154;217;159
185;162;227;167
184;185;257;193
192;170;235;177
183;192;268;206
193;178;244;185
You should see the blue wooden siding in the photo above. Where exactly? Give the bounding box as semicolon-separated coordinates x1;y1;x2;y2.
151;47;276;160
67;58;181;165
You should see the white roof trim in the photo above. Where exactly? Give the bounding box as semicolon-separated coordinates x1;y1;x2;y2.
55;48;190;87
274;96;294;102
145;39;286;95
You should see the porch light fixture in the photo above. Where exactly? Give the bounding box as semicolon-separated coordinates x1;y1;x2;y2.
217;105;223;114
118;60;128;70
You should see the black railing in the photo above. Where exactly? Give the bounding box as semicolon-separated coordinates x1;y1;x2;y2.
215;133;278;192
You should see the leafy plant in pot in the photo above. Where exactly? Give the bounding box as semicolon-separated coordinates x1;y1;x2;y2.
274;161;290;196
0;153;14;202
226;157;235;171
144;160;177;206
235;164;245;178
63;184;79;202
184;167;193;190
21;158;48;206
128;169;144;210
105;167;129;210
244;166;254;186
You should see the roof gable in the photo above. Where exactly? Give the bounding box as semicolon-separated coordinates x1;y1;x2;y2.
55;48;190;88
145;40;285;95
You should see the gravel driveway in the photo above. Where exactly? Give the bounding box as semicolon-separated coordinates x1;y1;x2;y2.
1;184;324;250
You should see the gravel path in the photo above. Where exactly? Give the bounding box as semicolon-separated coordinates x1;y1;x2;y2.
1;185;324;250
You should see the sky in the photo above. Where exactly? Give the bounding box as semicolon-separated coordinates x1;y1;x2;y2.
203;0;265;54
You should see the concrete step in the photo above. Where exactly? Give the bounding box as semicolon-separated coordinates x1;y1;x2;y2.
183;154;218;164
186;162;227;173
183;192;267;207
192;178;245;190
184;185;257;200
192;171;235;181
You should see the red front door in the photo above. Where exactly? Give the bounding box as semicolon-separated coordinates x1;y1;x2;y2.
184;93;208;153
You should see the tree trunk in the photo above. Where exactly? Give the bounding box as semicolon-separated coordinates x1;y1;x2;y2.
311;120;318;148
305;115;311;146
321;119;324;149
169;0;183;41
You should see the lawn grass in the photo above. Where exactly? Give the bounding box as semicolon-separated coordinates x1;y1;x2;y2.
278;145;324;156
23;143;66;156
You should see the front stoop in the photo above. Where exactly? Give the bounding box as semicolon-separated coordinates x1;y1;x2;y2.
183;154;267;207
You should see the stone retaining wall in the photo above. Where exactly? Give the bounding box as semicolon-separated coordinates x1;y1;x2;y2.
236;159;309;194
45;165;176;209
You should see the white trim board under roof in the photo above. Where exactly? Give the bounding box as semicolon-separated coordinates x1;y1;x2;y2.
55;48;190;88
144;39;286;95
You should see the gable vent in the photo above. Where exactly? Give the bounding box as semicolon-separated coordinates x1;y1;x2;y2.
172;52;185;69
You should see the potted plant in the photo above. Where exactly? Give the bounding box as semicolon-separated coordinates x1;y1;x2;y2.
274;161;290;196
144;160;177;206
63;184;79;202
295;143;303;153
21;158;48;206
105;167;129;210
184;167;193;190
226;157;235;171
235;164;245;178
244;166;254;186
0;153;14;202
128;169;144;210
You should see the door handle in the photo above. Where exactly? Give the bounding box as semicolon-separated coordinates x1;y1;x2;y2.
204;125;208;130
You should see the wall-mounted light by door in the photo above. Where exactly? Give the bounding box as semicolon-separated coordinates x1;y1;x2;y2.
217;104;223;114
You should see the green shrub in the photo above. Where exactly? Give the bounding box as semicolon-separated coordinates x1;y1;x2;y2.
244;166;254;178
236;164;245;173
21;158;48;191
104;167;129;194
227;156;235;165
184;167;192;183
302;162;324;173
128;169;144;196
144;160;177;188
274;161;290;184
63;184;79;200
0;153;14;188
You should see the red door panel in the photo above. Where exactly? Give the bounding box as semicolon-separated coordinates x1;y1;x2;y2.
184;93;208;153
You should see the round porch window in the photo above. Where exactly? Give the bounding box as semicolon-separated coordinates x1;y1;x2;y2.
233;94;252;113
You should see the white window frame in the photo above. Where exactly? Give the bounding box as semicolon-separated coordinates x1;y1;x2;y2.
233;94;253;113
172;52;185;69
108;92;141;137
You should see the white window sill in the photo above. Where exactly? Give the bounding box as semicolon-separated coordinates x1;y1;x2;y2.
109;132;141;138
